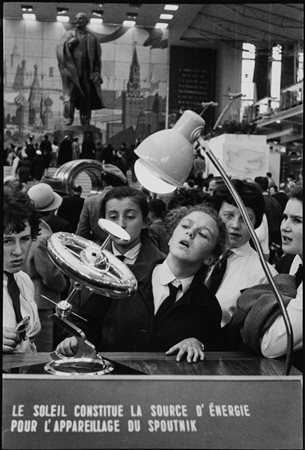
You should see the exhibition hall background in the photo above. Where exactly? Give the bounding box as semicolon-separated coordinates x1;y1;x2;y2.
3;3;303;183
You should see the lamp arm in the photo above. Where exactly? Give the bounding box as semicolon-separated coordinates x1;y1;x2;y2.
213;93;243;131
197;136;294;376
200;101;218;117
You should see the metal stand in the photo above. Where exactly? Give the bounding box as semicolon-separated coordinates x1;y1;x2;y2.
43;287;114;375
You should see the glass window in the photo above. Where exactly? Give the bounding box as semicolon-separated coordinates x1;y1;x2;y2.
270;45;281;111
241;43;283;119
241;43;255;120
297;51;303;82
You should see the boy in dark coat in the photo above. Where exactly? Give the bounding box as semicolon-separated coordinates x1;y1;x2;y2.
57;185;84;233
56;203;227;362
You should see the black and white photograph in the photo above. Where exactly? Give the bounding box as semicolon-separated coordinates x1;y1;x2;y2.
2;3;303;449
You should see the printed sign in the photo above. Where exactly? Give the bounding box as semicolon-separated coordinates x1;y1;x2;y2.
2;375;303;449
169;46;216;128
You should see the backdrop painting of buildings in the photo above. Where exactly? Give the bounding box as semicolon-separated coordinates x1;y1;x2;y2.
3;19;169;146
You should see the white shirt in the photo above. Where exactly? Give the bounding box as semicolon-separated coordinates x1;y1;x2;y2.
152;260;194;314
289;255;302;275
112;241;141;265
10;156;20;178
51;143;59;153
260;256;303;358
216;241;278;327
255;214;269;257
3;271;41;353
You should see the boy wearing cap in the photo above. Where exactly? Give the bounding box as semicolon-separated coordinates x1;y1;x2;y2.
24;183;67;351
27;182;72;233
76;164;127;244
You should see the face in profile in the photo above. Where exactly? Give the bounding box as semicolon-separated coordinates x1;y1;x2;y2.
105;197;147;252
208;179;223;196
219;201;256;249
3;222;32;274
207;180;218;196
281;198;303;257
168;211;219;266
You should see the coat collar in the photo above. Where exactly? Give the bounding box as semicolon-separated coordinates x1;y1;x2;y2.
132;260;214;311
157;259;194;295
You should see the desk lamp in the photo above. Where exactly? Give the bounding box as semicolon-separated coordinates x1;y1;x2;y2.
134;109;293;376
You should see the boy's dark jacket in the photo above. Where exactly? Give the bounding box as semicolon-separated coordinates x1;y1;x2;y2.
77;259;222;352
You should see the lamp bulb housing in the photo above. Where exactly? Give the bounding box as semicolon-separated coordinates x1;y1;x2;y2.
134;110;205;193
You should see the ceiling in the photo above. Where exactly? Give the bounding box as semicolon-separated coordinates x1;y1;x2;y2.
3;2;304;49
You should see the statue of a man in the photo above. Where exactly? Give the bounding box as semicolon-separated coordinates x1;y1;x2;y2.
56;12;104;126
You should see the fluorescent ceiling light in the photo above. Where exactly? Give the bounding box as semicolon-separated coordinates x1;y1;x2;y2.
123;19;136;26
21;5;32;11
57;7;68;14
159;13;173;20
21;5;36;20
164;5;179;11
56;7;69;22
126;12;138;20
56;15;69;22
155;22;168;29
92;9;103;17
90;17;103;24
22;12;36;20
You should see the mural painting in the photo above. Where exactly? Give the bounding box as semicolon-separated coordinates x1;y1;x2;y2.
3;18;169;148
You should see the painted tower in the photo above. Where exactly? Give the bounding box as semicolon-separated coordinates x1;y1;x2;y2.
123;44;145;129
127;44;141;97
28;64;42;126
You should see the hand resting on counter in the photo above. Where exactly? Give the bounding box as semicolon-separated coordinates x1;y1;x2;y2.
56;336;205;363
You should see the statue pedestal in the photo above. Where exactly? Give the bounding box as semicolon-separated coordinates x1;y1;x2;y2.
54;124;102;145
81;124;102;143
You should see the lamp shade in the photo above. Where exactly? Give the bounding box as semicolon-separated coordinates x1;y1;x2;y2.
134;110;205;193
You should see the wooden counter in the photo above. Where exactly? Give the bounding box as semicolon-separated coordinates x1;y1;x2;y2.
2;351;301;376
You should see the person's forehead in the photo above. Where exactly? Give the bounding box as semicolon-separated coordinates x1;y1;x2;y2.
220;201;237;210
106;197;141;211
182;211;216;227
220;201;255;216
285;198;303;215
4;222;31;237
